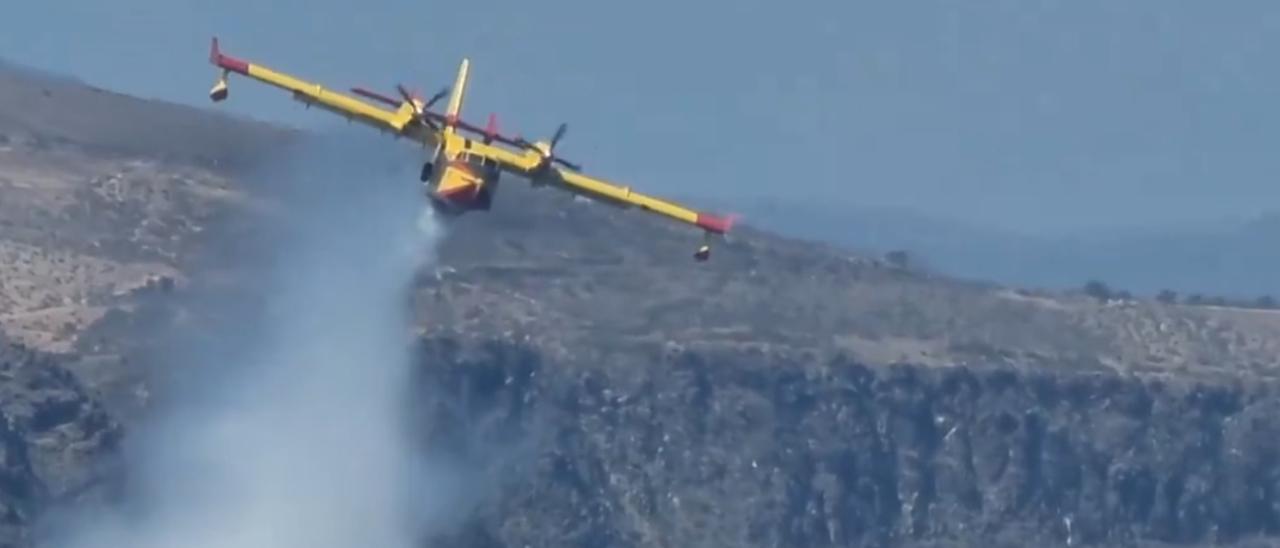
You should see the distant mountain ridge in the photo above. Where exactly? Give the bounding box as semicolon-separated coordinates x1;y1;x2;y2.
0;57;292;170
710;196;1280;300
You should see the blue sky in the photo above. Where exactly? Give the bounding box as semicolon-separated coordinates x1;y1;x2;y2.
5;0;1280;234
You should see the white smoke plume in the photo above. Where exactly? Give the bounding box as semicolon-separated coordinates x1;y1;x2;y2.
44;127;447;548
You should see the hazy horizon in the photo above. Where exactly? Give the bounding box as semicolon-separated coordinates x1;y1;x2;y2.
6;0;1280;236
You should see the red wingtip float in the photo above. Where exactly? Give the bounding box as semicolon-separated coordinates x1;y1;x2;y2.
205;36;739;261
694;212;738;235
209;37;248;75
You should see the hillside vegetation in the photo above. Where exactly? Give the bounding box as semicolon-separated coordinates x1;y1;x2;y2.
3;59;1280;547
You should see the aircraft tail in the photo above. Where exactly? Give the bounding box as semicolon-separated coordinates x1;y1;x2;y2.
443;58;470;125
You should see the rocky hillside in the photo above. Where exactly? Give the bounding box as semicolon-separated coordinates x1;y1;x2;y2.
0;59;291;169
408;339;1280;547
4;59;1280;547
0;332;121;548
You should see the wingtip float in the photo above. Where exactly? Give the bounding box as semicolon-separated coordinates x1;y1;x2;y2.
205;36;736;261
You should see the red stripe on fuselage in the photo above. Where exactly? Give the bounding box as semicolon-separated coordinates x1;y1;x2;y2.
436;183;477;199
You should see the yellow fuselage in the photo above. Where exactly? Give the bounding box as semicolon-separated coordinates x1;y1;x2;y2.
208;37;735;261
426;134;501;213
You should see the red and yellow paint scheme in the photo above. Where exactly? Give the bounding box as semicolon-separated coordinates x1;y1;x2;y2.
207;37;735;260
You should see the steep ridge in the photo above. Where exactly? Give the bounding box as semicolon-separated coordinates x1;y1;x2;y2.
0;333;121;548
0;58;293;170
410;338;1280;547
4;61;1280;547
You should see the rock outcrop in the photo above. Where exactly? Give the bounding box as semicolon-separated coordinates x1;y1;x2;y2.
6;57;1280;548
0;334;121;547
412;338;1280;548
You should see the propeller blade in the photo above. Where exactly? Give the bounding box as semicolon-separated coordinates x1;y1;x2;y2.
550;123;567;149
395;84;417;109
553;157;581;171
424;86;450;109
394;84;441;130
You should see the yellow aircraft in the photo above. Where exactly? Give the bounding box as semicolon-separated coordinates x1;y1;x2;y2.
207;37;735;261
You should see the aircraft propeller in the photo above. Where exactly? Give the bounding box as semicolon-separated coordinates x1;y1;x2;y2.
380;83;583;173
517;122;582;172
396;84;449;130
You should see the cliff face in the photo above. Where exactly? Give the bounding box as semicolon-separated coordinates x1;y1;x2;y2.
412;338;1280;548
0;335;121;548
6;331;1279;548
7;60;1280;548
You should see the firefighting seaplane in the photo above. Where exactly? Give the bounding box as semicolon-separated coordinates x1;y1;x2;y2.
207;37;735;261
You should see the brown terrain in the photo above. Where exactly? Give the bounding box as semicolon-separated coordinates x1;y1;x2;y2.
3;59;1280;547
5;59;1280;383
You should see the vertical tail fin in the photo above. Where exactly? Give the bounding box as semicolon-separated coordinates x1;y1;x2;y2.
443;58;470;127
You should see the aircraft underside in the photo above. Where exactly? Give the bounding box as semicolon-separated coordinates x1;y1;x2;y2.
424;159;498;215
205;36;734;261
427;185;494;215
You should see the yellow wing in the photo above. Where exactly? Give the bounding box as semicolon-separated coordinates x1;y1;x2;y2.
208;38;734;240
420;56;734;236
208;38;434;146
553;169;734;234
438;133;734;235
